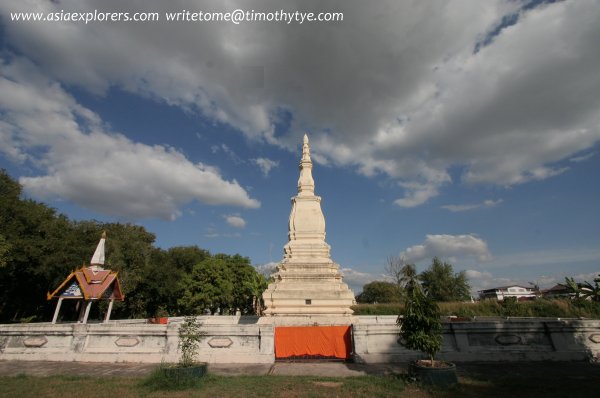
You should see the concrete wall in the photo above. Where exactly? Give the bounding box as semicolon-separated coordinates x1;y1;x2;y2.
1;316;599;364
0;316;273;364
353;316;600;363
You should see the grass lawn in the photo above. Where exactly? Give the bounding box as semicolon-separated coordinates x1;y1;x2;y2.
0;371;598;398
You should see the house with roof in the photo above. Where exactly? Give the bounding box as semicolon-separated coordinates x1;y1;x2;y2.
478;285;537;301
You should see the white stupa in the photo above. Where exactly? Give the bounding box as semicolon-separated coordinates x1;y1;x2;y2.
262;134;355;317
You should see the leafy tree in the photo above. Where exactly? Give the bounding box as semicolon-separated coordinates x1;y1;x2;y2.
398;283;442;366
178;254;266;315
385;256;418;291
167;246;210;273
0;234;10;268
566;275;600;302
400;263;419;293
0;170;266;321
564;277;581;299
356;281;402;303
0;170;90;322
419;257;470;302
178;257;235;314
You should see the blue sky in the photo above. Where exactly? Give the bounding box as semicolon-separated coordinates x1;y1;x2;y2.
1;0;599;294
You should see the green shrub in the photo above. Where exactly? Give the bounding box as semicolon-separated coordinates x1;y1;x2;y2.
351;303;402;315
140;363;205;391
353;299;600;318
178;316;205;367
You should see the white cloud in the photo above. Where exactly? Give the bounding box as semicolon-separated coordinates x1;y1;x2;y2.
255;262;279;277
442;198;503;212
465;270;493;280
394;182;442;208
213;144;244;164
203;225;242;239
2;0;600;205
570;152;596;163
401;234;492;264
224;214;246;228
340;268;385;293
251;157;279;177
0;57;259;220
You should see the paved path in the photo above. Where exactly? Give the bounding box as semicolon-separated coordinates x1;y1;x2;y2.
0;360;599;379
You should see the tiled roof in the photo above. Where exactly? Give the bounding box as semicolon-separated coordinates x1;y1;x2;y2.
47;266;124;301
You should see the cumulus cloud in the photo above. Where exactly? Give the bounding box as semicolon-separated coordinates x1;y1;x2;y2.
0;57;259;220
465;270;493;280
441;198;503;212
394;182;443;208
570;152;596;163
401;234;492;264
255;262;279;278
251;157;279;177
340;268;385;293
212;144;244;165
2;0;600;205
224;214;246;228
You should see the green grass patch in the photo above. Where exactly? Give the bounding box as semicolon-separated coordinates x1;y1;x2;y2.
140;364;206;391
0;373;404;398
0;374;138;398
2;371;600;397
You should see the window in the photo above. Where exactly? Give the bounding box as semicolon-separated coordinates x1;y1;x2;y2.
305;299;312;305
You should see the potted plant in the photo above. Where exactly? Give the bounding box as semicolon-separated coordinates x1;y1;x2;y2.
398;284;457;387
164;316;207;382
151;306;169;324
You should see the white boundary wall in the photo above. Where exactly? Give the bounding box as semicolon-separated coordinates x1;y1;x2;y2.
353;316;600;363
1;316;599;363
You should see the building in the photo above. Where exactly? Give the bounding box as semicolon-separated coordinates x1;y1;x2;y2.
47;232;124;324
478;285;537;301
261;134;355;317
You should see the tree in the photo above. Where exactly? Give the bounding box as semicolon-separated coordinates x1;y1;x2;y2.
0;170;91;322
386;256;418;289
0;170;265;321
419;257;470;302
356;281;402;303
167;246;209;273
0;234;10;268
398;283;442;366
178;254;266;315
178;316;205;367
566;275;600;302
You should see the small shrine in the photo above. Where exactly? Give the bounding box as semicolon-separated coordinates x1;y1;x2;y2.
47;232;124;324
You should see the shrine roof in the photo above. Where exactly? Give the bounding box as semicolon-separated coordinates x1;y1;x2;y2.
47;266;124;301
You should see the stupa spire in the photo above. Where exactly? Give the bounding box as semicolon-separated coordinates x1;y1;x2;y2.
90;231;106;269
297;134;315;196
262;134;355;317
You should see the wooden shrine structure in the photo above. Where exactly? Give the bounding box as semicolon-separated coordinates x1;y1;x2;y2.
47;232;124;324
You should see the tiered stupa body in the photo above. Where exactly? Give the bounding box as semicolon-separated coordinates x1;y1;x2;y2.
262;134;355;316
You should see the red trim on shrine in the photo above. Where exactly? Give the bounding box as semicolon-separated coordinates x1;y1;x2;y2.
47;232;124;324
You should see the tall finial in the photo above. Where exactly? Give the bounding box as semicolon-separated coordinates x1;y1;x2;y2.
302;134;310;161
90;231;106;269
297;133;315;195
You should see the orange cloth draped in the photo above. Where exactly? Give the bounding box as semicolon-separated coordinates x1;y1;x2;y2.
275;326;352;359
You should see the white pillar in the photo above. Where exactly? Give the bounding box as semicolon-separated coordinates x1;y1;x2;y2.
51;297;64;324
104;299;114;323
77;301;85;322
82;301;92;324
